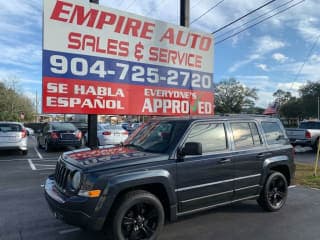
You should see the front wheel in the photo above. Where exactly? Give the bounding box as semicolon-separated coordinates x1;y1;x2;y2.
111;190;165;240
257;172;288;212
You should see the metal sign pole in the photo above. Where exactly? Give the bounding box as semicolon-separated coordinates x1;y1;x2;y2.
87;0;99;149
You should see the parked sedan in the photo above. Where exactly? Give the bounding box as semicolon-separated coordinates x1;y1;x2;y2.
0;122;28;155
37;122;82;152
85;124;128;145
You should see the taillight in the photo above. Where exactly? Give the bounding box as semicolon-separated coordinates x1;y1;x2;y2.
76;131;82;139
122;131;129;135
51;132;60;139
305;131;311;139
21;129;27;138
102;131;112;135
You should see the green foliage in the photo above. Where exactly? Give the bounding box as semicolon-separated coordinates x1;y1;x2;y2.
214;78;258;114
279;81;320;119
0;79;35;122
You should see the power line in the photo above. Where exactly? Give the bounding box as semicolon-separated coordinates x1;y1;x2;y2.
215;0;295;40
215;0;305;45
191;0;203;9
191;0;224;24
125;0;136;10
211;0;277;34
290;34;320;90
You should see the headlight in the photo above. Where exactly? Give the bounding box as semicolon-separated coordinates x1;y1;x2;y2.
71;171;81;190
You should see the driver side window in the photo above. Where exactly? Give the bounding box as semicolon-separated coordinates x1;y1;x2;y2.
185;123;228;153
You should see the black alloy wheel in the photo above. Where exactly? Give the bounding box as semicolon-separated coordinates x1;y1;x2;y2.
112;190;164;240
258;172;288;212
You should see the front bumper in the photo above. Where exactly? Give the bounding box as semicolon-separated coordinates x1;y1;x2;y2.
44;176;105;230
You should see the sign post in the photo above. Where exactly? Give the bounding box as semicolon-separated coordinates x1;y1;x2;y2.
87;0;99;149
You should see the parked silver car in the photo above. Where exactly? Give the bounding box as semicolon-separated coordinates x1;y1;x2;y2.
85;124;128;145
0;122;28;155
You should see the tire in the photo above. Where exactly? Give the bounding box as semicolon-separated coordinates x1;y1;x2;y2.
22;150;28;155
37;138;42;149
110;190;165;240
257;172;288;212
313;138;319;152
45;140;51;152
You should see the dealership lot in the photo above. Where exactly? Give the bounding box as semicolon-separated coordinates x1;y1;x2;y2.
0;136;319;240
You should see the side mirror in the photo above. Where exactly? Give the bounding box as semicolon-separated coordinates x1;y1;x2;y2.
180;142;202;156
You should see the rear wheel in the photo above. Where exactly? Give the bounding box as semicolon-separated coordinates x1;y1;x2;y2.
22;150;28;155
45;140;51;152
110;190;165;240
257;172;288;212
313;138;320;152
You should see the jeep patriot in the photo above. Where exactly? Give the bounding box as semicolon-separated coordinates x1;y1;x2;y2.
44;115;295;240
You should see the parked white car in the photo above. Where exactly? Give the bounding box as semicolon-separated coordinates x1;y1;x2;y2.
25;127;34;136
0;122;28;155
85;124;128;146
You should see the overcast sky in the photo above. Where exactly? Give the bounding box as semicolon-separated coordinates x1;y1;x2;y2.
0;0;319;109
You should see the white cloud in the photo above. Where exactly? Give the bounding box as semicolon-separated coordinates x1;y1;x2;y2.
272;53;289;63
229;36;285;72
256;64;268;71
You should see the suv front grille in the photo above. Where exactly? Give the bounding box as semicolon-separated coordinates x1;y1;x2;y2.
54;161;71;189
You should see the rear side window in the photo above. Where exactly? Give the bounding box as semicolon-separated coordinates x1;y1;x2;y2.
299;122;320;129
0;123;22;132
185;123;227;153
230;122;262;149
261;121;286;145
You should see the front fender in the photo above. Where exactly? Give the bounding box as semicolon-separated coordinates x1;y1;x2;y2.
92;169;177;229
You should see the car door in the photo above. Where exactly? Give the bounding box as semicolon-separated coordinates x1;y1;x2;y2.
229;121;270;200
176;121;234;214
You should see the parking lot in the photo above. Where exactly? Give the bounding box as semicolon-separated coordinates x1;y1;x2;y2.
1;136;320;240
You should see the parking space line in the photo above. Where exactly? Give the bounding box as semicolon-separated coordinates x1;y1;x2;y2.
34;164;56;167
59;228;81;234
34;146;43;159
28;159;36;170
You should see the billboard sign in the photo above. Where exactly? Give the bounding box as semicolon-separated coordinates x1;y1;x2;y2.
43;0;214;115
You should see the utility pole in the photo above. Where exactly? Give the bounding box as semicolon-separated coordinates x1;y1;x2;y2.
318;96;320;120
87;0;99;149
180;0;190;27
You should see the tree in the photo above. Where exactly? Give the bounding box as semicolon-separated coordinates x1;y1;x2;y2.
0;77;35;122
299;81;320;118
214;78;258;114
273;89;292;106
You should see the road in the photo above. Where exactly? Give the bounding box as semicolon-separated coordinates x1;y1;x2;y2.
0;136;319;240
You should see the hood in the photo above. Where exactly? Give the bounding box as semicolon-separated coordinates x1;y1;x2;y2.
62;146;168;170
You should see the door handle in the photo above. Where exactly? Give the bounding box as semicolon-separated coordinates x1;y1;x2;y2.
218;158;231;164
257;152;272;159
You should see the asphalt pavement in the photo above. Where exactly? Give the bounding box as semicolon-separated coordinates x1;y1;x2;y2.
0;137;319;240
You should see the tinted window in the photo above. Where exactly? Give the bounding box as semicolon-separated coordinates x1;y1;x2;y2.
299;122;320;129
185;123;227;153
51;123;77;131
261;121;286;145
0;123;22;132
230;122;262;149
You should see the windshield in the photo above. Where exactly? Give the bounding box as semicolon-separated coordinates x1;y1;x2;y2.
52;122;77;131
123;121;184;153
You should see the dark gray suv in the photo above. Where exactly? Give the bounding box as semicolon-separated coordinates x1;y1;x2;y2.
44;115;295;240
